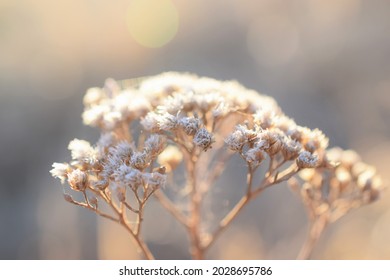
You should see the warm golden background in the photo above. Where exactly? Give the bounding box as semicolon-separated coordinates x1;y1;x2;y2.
0;0;389;259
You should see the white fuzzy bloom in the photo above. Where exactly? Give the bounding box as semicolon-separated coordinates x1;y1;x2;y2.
178;117;201;136
274;115;297;133
113;164;143;188
253;108;277;129
105;153;122;173
245;147;265;166
158;112;178;131
67;169;88;191
50;163;70;184
130;151;151;170
112;92;151;119
196;92;224;112
96;133;116;159
97;133;116;149
225;125;248;151
193;128;214;151
281;138;302;160
145;134;166;157
102;111;122;130
68;139;96;164
82;104;109;127
212;102;230;119
106;141;134;168
144;172;167;190
256;130;284;155
83;87;106;106
304;128;329;153
141;112;160;132
296;151;318;169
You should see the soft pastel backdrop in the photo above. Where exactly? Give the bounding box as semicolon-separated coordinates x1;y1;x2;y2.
0;0;389;259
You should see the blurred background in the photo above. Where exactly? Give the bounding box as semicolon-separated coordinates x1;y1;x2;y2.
1;0;389;259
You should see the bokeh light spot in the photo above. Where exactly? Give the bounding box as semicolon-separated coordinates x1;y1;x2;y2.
126;0;179;48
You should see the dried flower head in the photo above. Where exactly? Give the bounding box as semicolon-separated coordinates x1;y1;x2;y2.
178;116;201;136
50;163;70;184
144;134;166;158
193;127;214;151
130;151;151;170
296;151;318;169
244;147;265;167
67;169;88;191
225;125;252;151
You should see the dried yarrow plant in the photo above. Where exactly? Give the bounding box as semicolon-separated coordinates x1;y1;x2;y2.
50;72;383;260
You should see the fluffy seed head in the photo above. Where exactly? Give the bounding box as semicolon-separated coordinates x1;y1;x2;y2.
50;163;70;184
67;169;88;191
296;151;318;169
193;128;214;151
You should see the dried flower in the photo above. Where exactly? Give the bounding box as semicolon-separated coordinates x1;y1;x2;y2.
281;138;302;160
67;169;88;191
193;127;214;151
144;134;166;158
225;125;253;151
178;117;201;136
130;151;151;170
145;172;167;190
83;87;106;106
50;163;70;184
68;139;96;165
296;151;318;169
244;147;265;166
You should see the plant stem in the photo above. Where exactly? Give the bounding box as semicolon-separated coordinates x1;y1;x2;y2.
203;166;256;250
120;217;155;260
297;214;328;260
188;155;204;259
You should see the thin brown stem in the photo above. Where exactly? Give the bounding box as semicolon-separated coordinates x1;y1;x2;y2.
119;215;155;260
124;201;139;213
66;199;120;223
203;194;250;251
188;153;204;260
203;166;257;250
135;202;144;237
203;160;299;252
297;214;328;260
95;188;155;260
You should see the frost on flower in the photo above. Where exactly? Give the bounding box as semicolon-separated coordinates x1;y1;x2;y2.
50;163;70;184
225;125;249;151
144;171;167;191
144;134;166;158
67;169;88;191
130;151;151;170
193;128;214;151
296;151;318;169
178;117;201;136
68;139;96;165
244;147;265;166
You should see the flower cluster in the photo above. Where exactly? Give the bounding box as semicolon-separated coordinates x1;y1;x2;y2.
291;147;383;222
50;72;383;260
50;133;167;213
225;112;328;170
